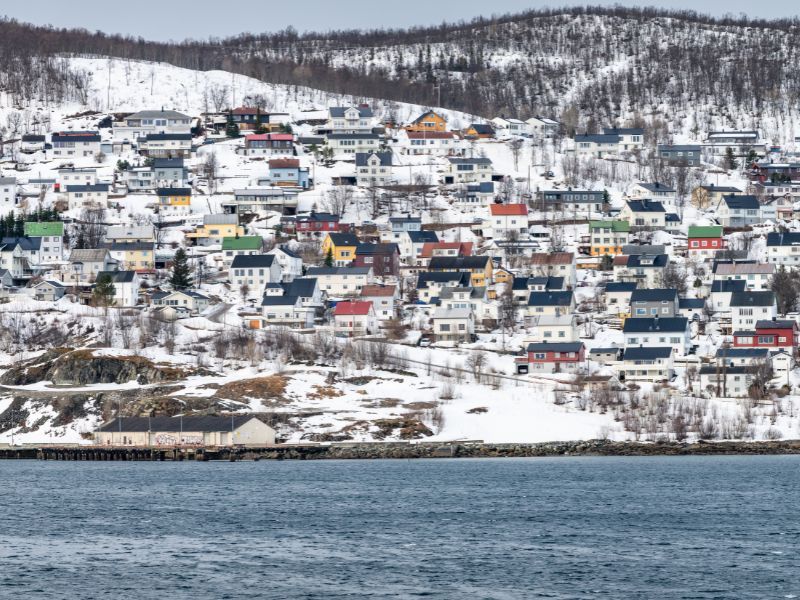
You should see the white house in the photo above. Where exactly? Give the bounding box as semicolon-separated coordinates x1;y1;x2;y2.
622;317;691;356
305;266;373;297
355;152;394;187
525;117;559;138
489;204;529;240
230;254;281;297
730;291;777;333
620;346;674;383
327;106;375;134
152;290;211;315
260;294;313;328
66;184;109;211
526;314;578;343
50;131;101;159
267;245;303;282
432;307;474;343
766;232;800;266
443;157;492;184
491;117;526;136
326;133;381;158
333;300;377;336
713;262;774;292
619;200;666;229
112;110;192;143
359;284;398;321
0;177;17;210
96;270;140;307
57;167;98;189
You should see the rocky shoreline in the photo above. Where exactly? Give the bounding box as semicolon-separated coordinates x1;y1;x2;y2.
6;439;800;461
263;439;800;460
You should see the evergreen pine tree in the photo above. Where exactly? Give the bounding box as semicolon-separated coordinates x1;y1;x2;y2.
13;214;24;238
324;247;334;267
170;248;193;290
724;147;739;171
225;111;240;138
93;273;116;307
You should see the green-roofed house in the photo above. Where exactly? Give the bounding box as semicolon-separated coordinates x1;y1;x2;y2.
222;235;263;266
688;225;724;259
24;221;64;263
589;220;630;257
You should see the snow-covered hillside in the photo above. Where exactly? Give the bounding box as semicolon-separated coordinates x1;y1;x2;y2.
0;53;798;448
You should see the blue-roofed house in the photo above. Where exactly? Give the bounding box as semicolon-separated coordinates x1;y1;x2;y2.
716;195;762;227
622;317;691;355
620;346;674;382
620;199;666;229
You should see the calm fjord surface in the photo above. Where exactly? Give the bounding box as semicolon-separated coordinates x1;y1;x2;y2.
0;456;797;599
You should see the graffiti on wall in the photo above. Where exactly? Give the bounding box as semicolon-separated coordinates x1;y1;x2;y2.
154;434;204;446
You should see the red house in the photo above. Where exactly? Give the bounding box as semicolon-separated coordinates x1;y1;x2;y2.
516;342;585;374
296;212;342;240
733;319;798;350
687;225;724;257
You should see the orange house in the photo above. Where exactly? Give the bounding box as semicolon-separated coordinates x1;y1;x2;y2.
406;111;447;133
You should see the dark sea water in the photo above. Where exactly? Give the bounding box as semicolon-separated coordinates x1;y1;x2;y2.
0;456;798;599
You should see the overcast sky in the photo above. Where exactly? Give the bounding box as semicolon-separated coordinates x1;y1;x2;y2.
2;1;799;42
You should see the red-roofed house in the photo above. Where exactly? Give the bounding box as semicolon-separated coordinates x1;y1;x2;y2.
415;242;474;267
489;204;529;240
360;284;398;320
240;133;294;157
398;129;460;155
333;300;377;336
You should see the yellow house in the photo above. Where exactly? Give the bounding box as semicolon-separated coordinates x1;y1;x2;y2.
157;187;191;216
493;266;514;286
104;242;155;270
589;220;630;257
321;232;359;266
406;110;447;133
186;215;245;246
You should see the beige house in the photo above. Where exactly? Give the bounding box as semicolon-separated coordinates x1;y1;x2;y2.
95;415;276;447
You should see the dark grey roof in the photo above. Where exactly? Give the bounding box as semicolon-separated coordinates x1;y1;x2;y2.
631;289;678;303
711;280;747;293
623;347;673;360
636;182;676;193
97;270;136;283
626;200;665;213
297;212;338;223
145;133;192;141
2;236;40;251
428;256;490;270
723;194;759;209
622;244;665;255
153;158;185;168
447;157;492;165
755;319;796;329
355;243;399;256
230;254;275;269
281;278;317;297
102;241;154;252
605;282;638;292
417;271;471;289
467;123;494;134
766;232;800;246
327;133;379;140
625;254;668;268
527;342;583;352
329;106;373;118
355;152;392;167
730;291;775;307
623;317;688;333
679;298;706;309
66;184;109;192
574;133;620;144
715;348;768;358
261;295;299;306
98;415;259;433
527;291;573;307
326;233;360;246
156;187;191;196
407;230;438;243
699;366;753;375
307;266;372;276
